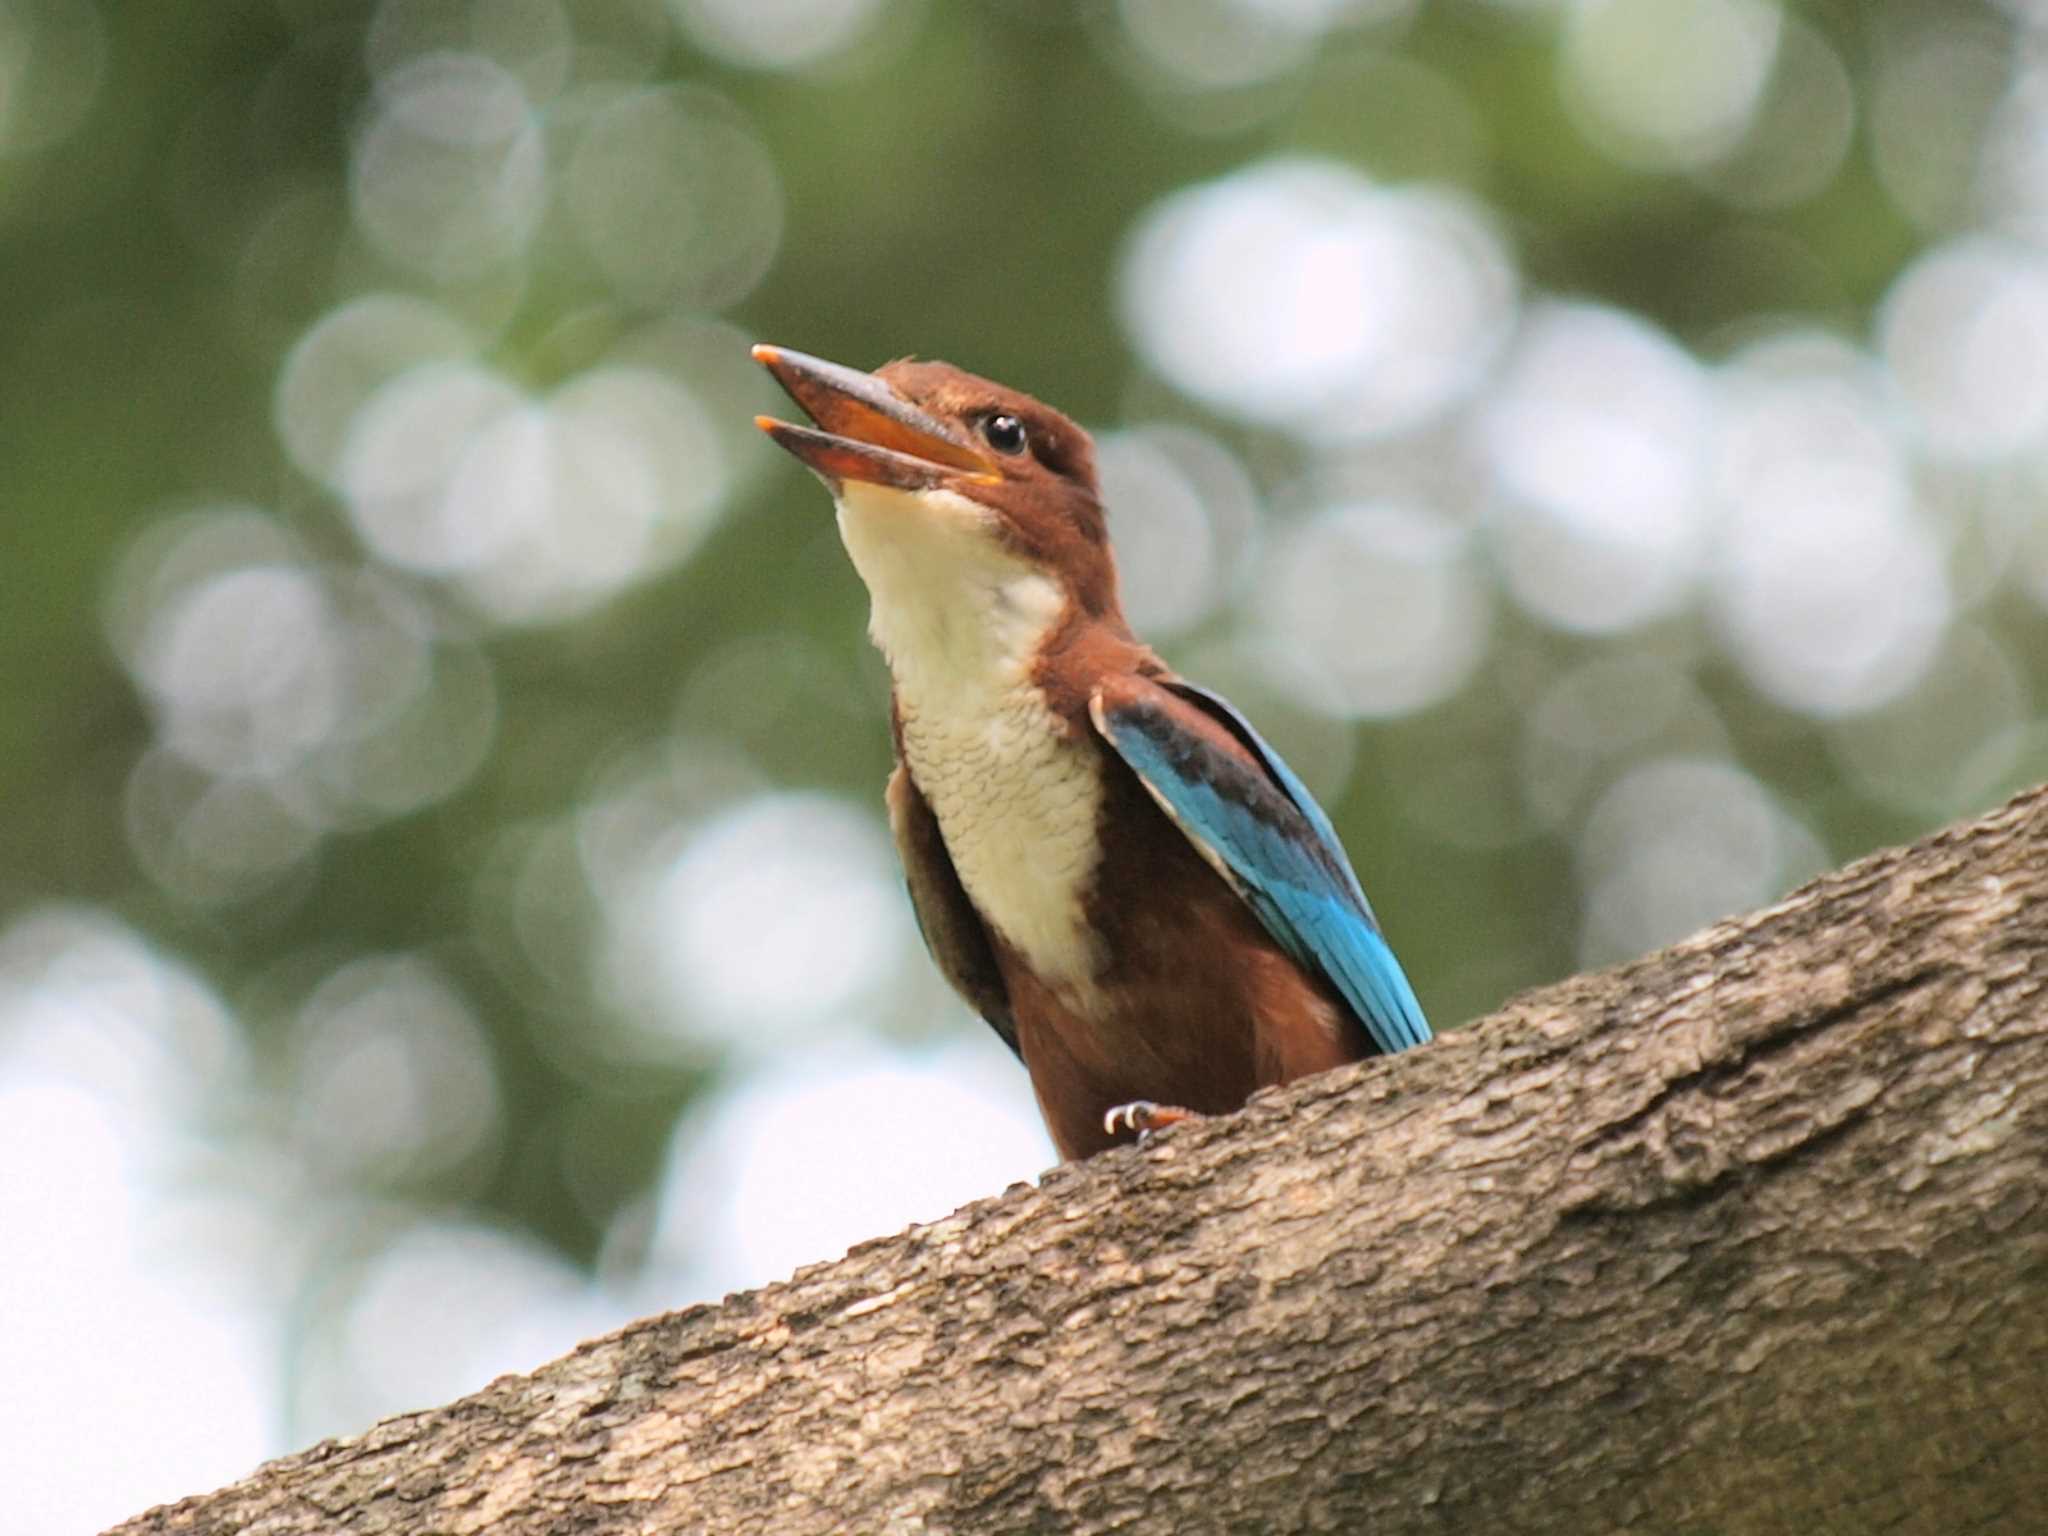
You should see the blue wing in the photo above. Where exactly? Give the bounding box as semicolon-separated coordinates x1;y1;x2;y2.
1089;676;1431;1056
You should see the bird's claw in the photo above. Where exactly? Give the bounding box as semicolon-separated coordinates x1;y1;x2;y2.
1103;1100;1154;1136
1102;1100;1197;1140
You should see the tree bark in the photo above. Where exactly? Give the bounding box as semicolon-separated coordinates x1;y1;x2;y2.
111;785;2048;1536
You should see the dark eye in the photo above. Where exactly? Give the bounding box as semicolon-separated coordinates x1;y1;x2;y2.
981;413;1028;455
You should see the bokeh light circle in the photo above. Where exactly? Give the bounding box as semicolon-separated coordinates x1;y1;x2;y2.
1827;627;2030;818
292;955;502;1186
1880;236;2048;460
1694;14;1854;208
275;294;476;488
339;358;729;622
669;0;890;71
1094;423;1261;636
1576;756;1825;966
649;1041;1050;1300
600;793;911;1055
1707;337;1951;717
1561;0;1782;172
1256;501;1491;718
1479;302;1710;634
349;51;547;282
1120;159;1516;439
564;85;783;311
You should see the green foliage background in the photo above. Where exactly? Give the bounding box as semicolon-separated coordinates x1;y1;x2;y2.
2;3;2044;1491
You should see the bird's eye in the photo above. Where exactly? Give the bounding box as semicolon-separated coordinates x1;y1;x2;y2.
981;414;1028;455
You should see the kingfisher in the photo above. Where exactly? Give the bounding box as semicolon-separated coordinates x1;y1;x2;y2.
752;344;1431;1159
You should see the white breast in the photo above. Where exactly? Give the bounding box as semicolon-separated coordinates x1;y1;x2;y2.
835;482;1106;994
896;663;1105;994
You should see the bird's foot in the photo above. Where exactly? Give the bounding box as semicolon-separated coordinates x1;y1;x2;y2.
1102;1100;1200;1140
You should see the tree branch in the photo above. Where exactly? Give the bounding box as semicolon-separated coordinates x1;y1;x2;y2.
112;785;2048;1536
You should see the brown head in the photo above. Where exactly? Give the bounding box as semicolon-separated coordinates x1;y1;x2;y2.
752;345;1124;624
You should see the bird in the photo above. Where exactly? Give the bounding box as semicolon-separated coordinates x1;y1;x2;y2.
751;344;1431;1159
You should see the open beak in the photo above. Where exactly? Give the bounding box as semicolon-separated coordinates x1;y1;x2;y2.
752;344;997;491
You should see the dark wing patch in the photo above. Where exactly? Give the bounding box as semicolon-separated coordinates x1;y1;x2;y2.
1089;675;1431;1057
886;762;1018;1058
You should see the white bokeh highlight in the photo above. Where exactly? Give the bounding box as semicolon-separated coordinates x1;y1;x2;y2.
296;1217;629;1442
1981;53;2048;240
0;909;272;1536
1479;302;1711;634
350;51;546;281
669;0;890;71
133;560;347;777
1121;159;1516;439
598;793;912;1056
367;0;575;103
1117;0;1312;92
1094;423;1261;637
1707;338;1950;717
1256;501;1491;718
647;1039;1051;1301
105;508;500;902
565;85;783;310
1562;0;1782;171
1520;655;1731;830
292;955;502;1186
1881;236;2048;460
274;293;476;487
1696;14;1854;208
1869;26;2009;231
339;358;729;622
1827;626;2031;818
1576;757;1826;967
1114;0;1418;94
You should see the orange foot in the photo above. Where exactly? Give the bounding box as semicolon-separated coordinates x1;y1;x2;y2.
1102;1100;1201;1140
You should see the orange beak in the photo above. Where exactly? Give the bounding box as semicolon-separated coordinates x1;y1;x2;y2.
752;344;997;491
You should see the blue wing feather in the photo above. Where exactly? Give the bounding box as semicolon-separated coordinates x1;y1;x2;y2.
1091;680;1431;1056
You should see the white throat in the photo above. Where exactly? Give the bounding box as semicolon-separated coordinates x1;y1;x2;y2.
836;483;1064;703
835;481;1106;994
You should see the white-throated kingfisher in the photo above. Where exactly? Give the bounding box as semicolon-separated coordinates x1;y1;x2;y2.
752;344;1431;1159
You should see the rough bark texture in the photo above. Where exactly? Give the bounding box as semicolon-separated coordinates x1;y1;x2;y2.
112;786;2048;1536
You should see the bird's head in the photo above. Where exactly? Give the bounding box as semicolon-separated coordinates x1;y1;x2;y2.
753;345;1124;630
